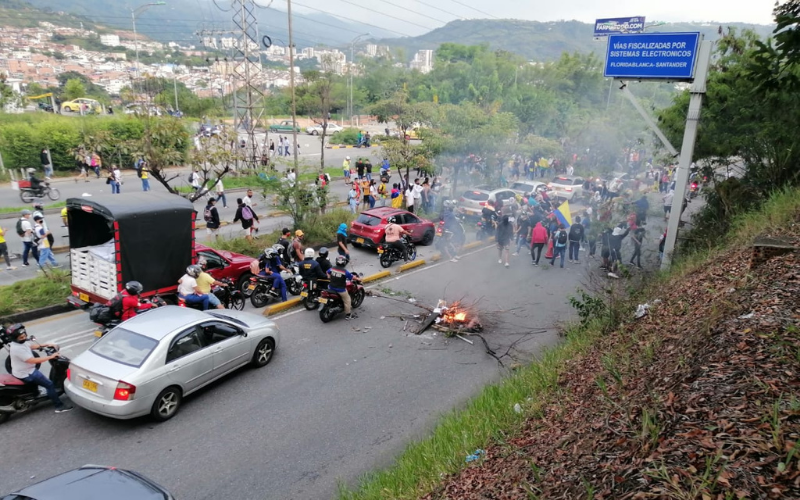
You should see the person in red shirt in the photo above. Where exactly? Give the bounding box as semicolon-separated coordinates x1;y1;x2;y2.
530;221;549;266
121;281;154;321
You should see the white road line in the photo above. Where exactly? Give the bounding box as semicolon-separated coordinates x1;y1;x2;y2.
46;329;97;345
60;338;97;351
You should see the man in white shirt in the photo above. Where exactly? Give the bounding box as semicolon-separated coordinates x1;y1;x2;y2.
177;265;210;310
243;189;259;233
8;325;72;412
19;209;38;266
214;179;227;208
34;215;57;267
412;179;423;211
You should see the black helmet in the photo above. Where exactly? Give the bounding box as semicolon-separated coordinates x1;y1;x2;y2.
6;323;27;343
125;281;144;295
33;202;44;211
318;247;329;258
335;255;347;267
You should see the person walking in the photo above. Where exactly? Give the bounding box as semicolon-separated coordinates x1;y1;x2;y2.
530;220;548;266
629;227;645;269
242;189;259;234
662;189;674;221
91;152;101;178
336;223;350;265
18;210;39;266
348;182;359;214
496;215;513;268
233;198;259;240
0;224;15;270
608;223;630;276
343;156;351;183
33;215;57;268
567;216;585;264
40;148;53;179
214;178;226;208
549;224;568;268
513;212;531;256
204;197;221;239
284;137;290;156
140;161;150;191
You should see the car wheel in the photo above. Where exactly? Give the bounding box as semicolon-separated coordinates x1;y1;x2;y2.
311;130;318;136
251;337;275;367
421;230;434;246
236;273;253;294
151;386;182;422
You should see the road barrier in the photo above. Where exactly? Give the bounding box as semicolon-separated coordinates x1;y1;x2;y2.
397;259;426;272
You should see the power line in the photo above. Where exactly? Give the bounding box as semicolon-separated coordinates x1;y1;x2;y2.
413;0;465;20
286;0;414;37
378;0;450;25
335;0;434;31
445;0;497;19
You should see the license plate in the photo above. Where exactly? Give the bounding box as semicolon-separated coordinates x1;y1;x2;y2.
79;293;89;302
300;292;308;297
377;248;384;254
248;284;256;290
82;379;98;392
356;238;364;244
318;298;328;304
94;330;102;337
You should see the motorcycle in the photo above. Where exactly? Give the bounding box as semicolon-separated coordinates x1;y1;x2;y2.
90;296;167;337
178;278;245;311
436;216;466;251
243;274;285;308
0;331;69;425
300;279;328;310
18;181;61;204
284;264;303;296
318;273;366;323
378;235;416;268
689;181;699;199
476;219;496;241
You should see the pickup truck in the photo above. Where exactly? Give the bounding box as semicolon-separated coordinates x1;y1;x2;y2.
269;120;301;133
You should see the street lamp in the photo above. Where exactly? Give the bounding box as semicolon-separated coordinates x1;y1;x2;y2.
131;1;166;100
349;32;370;127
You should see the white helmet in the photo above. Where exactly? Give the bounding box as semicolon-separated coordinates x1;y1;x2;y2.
346;156;350;160
27;168;36;174
304;248;315;259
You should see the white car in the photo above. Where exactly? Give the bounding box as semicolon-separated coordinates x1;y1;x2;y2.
548;175;585;201
306;123;343;135
509;180;549;197
65;306;279;422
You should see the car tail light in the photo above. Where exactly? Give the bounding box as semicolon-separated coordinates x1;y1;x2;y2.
114;381;136;401
565;187;572;192
479;201;487;206
66;368;71;381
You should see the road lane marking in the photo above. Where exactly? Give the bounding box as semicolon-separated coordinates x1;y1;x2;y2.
24;309;84;327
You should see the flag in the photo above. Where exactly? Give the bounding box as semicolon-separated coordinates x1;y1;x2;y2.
555;201;572;228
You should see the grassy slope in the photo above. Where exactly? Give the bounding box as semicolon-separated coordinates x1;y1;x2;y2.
338;186;800;499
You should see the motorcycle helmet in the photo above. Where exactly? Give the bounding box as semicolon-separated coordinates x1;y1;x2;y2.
335;255;347;267
304;248;315;259
186;264;202;278
264;248;277;259
318;247;329;258
124;281;144;295
7;323;27;343
27;168;36;174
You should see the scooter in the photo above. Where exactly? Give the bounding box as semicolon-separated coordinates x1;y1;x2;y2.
318;273;366;323
0;330;69;424
178;278;245;311
377;235;416;269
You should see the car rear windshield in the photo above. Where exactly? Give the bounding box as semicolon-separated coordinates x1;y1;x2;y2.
462;190;490;201
90;328;158;368
551;177;572;184
355;213;381;226
510;182;535;192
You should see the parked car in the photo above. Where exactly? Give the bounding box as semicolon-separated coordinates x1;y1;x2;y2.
61;98;101;113
269;120;301;133
1;465;175;500
196;243;254;291
457;186;518;217
509;180;549;197
306;122;343;135
548;175;585;201
348;207;436;249
64;306;279;421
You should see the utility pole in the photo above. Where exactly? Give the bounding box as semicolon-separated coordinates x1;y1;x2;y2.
348;33;369;127
131;2;166;101
287;0;299;166
173;75;179;110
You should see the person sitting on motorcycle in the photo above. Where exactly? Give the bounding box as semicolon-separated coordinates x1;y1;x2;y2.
27;168;43;193
7;324;72;413
121;281;157;320
316;247;332;274
384;217;410;261
196;258;227;310
481;201;498;229
178;265;210;310
257;247;287;302
327;255;359;320
299;248;327;287
441;200;463;237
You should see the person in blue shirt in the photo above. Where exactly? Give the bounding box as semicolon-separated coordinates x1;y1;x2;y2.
327;255;357;320
258;247;287;302
550;223;568;269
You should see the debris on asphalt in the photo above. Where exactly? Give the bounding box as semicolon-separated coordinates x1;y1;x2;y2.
455;334;473;345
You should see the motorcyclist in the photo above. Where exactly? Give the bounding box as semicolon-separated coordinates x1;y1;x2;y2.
121;281;156;320
7;324;72;413
276;228;292;264
316;247;332;274
27;168;43;194
441;200;464;240
327;255;359;320
481;201;498;230
178;265;210;310
299;248;327;285
196;257;227;310
384;216;410;260
257;247;287;302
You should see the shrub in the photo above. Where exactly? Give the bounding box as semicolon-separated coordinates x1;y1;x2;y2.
0;270;71;317
329;127;361;145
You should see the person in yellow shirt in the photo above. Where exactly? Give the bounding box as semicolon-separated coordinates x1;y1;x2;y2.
139;161;151;191
196;257;226;309
0;225;15;270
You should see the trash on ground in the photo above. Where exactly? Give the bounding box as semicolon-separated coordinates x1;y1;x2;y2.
635;303;650;319
739;312;754;319
465;449;484;463
514;403;522;414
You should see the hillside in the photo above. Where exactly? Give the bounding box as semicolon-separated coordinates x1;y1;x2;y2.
382;19;776;61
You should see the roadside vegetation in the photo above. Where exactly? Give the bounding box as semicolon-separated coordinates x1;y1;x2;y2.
0;269;71;317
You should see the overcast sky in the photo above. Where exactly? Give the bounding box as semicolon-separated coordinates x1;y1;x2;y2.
291;0;777;37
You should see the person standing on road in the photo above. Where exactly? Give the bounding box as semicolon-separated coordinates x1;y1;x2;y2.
40;148;53;179
18;210;38;266
567;216;585;264
377;178;388;207
34;215;57;268
140;161;150;191
336;223;350;265
391;184;402;209
292;230;306;263
365;158;373;182
0;224;15;270
549;224;568;269
233;198;258;240
343;156;351;183
530;220;548;266
213;178;226;208
243;189;259;233
662;189;674;221
609;223;630;272
496;215;513;268
356;157;365;180
629;227;645;269
110;164;122;194
8;325;72;413
412;178;423;212
284;137;290;156
405;184;415;213
204;198;221;239
92;152;102;178
348;182;359;214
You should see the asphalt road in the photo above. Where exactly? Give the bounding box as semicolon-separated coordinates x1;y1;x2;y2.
0;241;585;499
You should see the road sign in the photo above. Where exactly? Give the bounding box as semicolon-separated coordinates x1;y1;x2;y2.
594;17;646;38
604;32;701;80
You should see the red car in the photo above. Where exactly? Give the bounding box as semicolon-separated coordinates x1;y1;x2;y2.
348;207;436;249
195;243;255;290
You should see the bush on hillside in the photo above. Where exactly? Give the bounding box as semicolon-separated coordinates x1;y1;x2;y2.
329;128;360;145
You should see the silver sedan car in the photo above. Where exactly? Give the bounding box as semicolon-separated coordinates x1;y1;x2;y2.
65;306;279;421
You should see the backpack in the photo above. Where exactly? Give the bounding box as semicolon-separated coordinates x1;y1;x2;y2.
569;224;584;241
107;293;125;318
188;172;195;183
557;230;568;245
249;259;260;275
241;205;254;221
204;206;213;222
16;218;25;236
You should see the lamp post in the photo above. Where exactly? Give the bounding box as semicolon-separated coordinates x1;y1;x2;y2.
348;33;369;127
131;2;166;100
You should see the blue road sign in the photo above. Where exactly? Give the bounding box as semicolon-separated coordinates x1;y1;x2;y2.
594;17;646;37
604;32;701;80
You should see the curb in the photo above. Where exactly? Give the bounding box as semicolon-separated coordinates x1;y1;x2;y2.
263;297;302;316
0;303;73;324
361;270;391;283
398;259;426;272
462;240;483;251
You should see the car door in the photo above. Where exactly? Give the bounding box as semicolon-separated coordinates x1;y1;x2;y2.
399;213;420;240
165;326;215;394
197;250;229;280
198;321;250;378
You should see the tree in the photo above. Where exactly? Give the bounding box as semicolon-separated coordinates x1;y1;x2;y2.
0;74;15;108
257;163;329;227
296;65;347;169
63;78;86;101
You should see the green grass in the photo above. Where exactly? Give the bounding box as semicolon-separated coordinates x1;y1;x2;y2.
0;201;66;215
175;168;342;194
0;269;71;317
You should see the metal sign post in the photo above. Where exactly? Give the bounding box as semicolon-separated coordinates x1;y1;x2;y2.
661;39;713;270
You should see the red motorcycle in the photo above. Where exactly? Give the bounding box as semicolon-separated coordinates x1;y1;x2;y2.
318;273;365;323
689;181;699;199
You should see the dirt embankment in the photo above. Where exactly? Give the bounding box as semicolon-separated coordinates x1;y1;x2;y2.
425;219;800;498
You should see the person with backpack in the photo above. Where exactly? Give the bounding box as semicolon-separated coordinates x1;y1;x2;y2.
233;198;259;240
377;179;388;207
549;224;568;269
204;198;220;238
17;209;39;266
567;216;585;264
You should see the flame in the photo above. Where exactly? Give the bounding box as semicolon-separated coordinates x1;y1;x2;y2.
454;312;466;321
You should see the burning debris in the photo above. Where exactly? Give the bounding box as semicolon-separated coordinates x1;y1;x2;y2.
431;300;483;335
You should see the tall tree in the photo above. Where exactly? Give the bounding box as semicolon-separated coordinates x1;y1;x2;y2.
63;78;86;101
